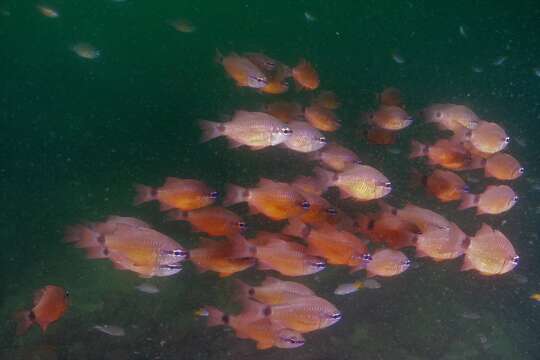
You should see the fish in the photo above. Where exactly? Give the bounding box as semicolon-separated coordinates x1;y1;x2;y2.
315;165;392;201
483;153;524;180
309;143;360;172
93;325;126;336
135;283;159;294
423;104;479;132
244;52;278;72
378;87;404;108
168;18;196;33
291;176;323;196
199;111;292;150
291;190;337;227
456;120;509;154
361;249;410;277
367;106;413;131
250;232;327;276
313;91;341;109
36;5;59;18
365;126;397;145
166;206;246;238
134;177;217;211
459;185;517;215
258;64;290;94
410;139;473;171
223;178;310;221
419;169;469;203
355;212;419;249
284;121;327;153
534;67;540;77
201;306;305;349
462;224;518;276
530;294;540;301
392;51;405;64
15;285;69;335
265;101;303;123
379;202;451;233
292;59;320;90
189;237;256;277
71;43;100;60
334;279;381;295
235;277;315;305
304;105;340;132
216;51;268;88
415;222;469;261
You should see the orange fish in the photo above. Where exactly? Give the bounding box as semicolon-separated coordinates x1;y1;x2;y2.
379;202;451;233
202;306;305;350
285;222;370;268
291;175;323;196
313;90;341;109
243;52;278;72
423;103;479;132
316;165;392;201
378;87;404;108
410;139;473;170
483;153;524;180
16;285;69;335
134;177;217;211
368;106;413;131
166;206;246;237
250;232;326;276
265;101;303;123
455;120;509;154
189;236;256;277
362;249;410;277
199;111;292;150
224;178;310;220
365;126;397;145
309;143;360;172
462;224;518;276
292;190;336;227
216;51;268;88
459;185;517;215
36;5;59;18
304;104;340;132
292;59;319;90
419;169;469;203
234;277;315;305
284;121;327;153
355;212;418;249
415;222;468;261
259;63;290;94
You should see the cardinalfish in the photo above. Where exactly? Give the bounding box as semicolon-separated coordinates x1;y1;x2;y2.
224;178;310;220
316;164;392;201
258;63;291;94
304;104;341;132
367;106;413;131
71;42;100;60
199;110;292;150
166;206;246;238
36;4;59;18
462;224;519;276
355;212;419;249
189;236;256;277
415;222;469;262
292;59;319;90
482;153;524;180
313;90;341;109
199;306;305;350
423;103;479;132
284;121;327;153
410;139;474;171
168;18;196;33
234;277;315;305
355;249;410;277
459;185;518;215
216;50;268;88
378;87;404;108
334;279;381;295
378;202;451;233
265;101;303;123
65;217;188;278
290;188;337;227
134;177;217;211
15;285;69;335
309;143;361;172
249;232;327;276
415;169;469;203
454;120;509;154
291;175;323;196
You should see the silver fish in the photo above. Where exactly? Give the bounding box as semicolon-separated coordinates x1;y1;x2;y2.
93;325;126;336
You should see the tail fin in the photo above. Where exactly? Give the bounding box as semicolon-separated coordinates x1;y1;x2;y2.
64;225;101;248
223;184;248;207
314;167;336;191
458;193;479;210
15;310;34;336
133;184;155;206
282;218;310;238
199;120;224;143
233;279;253;302
204;306;227;327
85;246;109;259
229;235;256;259
409;140;428;159
164;210;189;222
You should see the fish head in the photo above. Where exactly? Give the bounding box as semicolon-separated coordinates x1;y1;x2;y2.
514;166;525;178
275;329;305;349
247;73;268;88
322;310;342;327
376;180;393;198
155;264;183;277
233;221;248;233
305;256;327;274
207;191;220;200
160;248;190;263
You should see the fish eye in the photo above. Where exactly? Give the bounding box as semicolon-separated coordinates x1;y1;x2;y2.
362;253;373;262
511;255;520;265
435;111;442;118
282;127;293;135
319;136;327;143
312;257;326;268
404;259;412;267
65;290;70;297
160;264;182;270
326;207;337;216
513;195;519;202
518;167;525;174
209;191;219;199
329;312;342;320
383;181;392;188
172;249;187;257
301;200;311;209
406;116;414;123
504;136;511;144
237;221;247;230
354;159;363;164
463;185;470;193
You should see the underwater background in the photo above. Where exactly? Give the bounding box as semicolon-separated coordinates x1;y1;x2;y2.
1;0;540;359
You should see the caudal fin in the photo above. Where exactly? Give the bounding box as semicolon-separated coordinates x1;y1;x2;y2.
314;167;336;192
458;193;479;210
282;218;310;238
133;184;155;206
409;140;428;159
199;120;224;143
223;184;248;207
15;310;34;336
204;306;226;327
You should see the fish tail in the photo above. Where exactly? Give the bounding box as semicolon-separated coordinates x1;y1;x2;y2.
205;306;227;327
314;166;335;191
164;209;189;222
458;193;479;210
223;184;248;207
85;246;109;259
198;120;224;143
282;218;310;238
133;184;155;206
229;235;256;259
15;310;34;336
64;225;101;248
409;140;428;159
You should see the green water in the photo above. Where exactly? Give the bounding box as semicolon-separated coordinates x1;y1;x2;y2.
1;1;540;359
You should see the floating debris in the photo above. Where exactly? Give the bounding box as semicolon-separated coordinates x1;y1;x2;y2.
304;11;316;22
492;56;507;66
534;68;540;77
169;18;196;33
472;66;483;73
71;43;101;60
93;325;126;336
392;51;405;64
459;25;468;38
135;283;159;294
461;311;481;320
